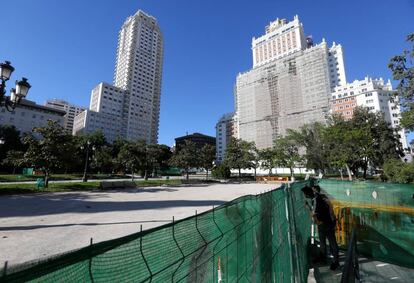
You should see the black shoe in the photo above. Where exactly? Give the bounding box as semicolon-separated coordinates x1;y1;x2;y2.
318;257;327;264
330;261;340;270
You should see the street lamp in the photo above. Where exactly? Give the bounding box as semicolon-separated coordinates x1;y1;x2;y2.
82;141;95;182
0;61;31;112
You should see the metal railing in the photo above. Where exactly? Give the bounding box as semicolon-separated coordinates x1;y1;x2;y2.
340;229;360;283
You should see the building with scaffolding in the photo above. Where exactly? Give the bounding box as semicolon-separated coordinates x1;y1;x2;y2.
235;16;344;149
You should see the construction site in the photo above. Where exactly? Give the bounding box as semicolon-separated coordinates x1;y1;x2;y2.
1;179;413;282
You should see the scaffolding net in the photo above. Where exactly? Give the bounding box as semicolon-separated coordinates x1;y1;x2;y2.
1;182;312;283
319;179;414;269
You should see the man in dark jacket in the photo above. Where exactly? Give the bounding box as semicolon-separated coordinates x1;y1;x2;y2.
312;185;339;270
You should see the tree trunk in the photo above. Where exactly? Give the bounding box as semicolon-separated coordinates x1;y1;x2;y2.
238;168;241;179
352;167;358;179
290;167;295;182
269;168;272;176
12;167;16;175
254;167;257;180
186;170;189;180
144;169;148;181
345;164;352;181
131;168;135;181
340;168;344;181
363;160;368;180
44;172;49;188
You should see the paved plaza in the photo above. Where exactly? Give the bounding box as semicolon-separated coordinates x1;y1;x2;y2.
0;182;277;266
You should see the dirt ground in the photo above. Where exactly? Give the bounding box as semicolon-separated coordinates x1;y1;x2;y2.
0;182;278;266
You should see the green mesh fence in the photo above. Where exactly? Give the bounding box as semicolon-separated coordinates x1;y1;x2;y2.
1;182;312;283
319;179;414;268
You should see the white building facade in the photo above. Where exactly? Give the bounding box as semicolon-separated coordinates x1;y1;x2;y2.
328;42;347;88
45;99;85;133
252;15;307;68
331;77;409;149
74;10;163;144
73;83;126;143
215;113;238;163
0;99;65;134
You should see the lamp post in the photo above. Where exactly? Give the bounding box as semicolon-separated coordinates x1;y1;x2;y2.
0;61;31;112
82;141;95;182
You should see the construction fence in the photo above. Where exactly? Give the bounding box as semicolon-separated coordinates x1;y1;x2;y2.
1;181;312;283
319;179;414;269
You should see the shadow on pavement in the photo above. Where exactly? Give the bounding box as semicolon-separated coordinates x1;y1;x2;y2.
0;220;172;231
0;197;226;218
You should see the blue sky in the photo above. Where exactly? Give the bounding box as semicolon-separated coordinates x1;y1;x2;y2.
1;0;413;146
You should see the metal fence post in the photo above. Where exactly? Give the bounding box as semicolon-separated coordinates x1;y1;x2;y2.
212;206;224;283
284;183;303;283
288;184;303;283
89;238;94;283
284;184;295;283
140;225;153;282
194;210;208;283
2;261;7;278
172;216;185;283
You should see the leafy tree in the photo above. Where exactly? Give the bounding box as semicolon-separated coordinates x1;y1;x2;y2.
22;120;76;187
250;144;260;179
224;138;254;178
169;140;199;180
199;144;216;179
154;144;173;172
259;148;276;176
139;142;171;180
273;136;303;179
324;108;403;179
91;145;114;174
388;33;414;131
117;140;145;181
2;150;25;174
77;131;107;149
111;138;128;173
137;143;172;178
287;122;329;173
0;125;24;172
143;144;165;179
324;114;357;180
212;164;231;179
383;159;414;183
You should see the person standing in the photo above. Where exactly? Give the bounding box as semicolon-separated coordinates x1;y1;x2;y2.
312;185;340;270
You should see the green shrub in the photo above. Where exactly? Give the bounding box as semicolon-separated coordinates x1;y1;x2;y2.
212;164;231;179
383;159;414;183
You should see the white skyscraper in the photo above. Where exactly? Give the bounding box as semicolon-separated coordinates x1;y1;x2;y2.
113;10;164;143
74;10;163;144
